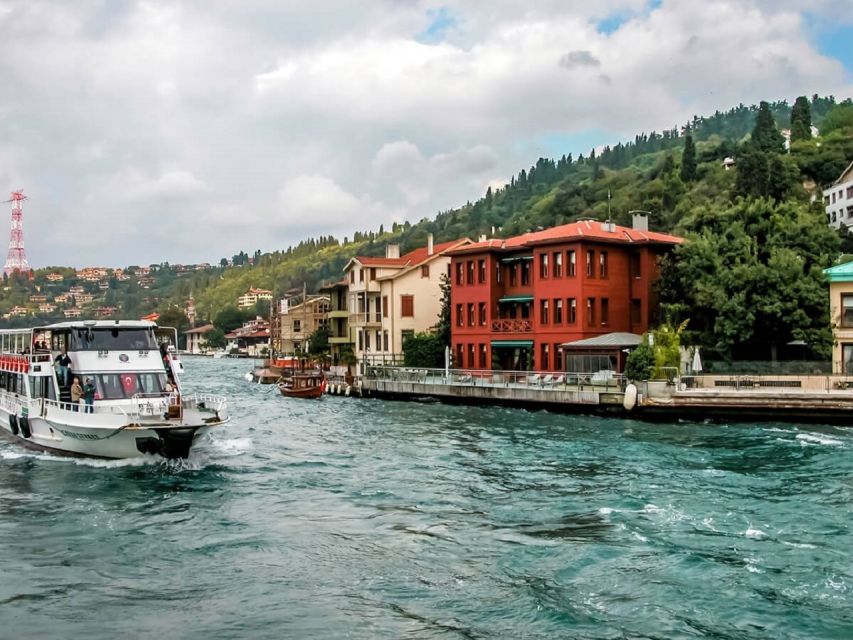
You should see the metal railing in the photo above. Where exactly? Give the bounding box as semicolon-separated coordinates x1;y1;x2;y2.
365;366;625;391
679;374;853;393
490;319;533;332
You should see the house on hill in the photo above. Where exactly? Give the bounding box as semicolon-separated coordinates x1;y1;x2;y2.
824;159;853;230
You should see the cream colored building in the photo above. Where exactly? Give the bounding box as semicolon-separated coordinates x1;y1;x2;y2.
237;287;273;309
277;295;330;354
825;261;853;373
344;235;470;369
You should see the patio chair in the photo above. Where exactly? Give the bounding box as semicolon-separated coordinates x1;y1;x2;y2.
552;374;565;386
541;374;554;386
527;374;541;386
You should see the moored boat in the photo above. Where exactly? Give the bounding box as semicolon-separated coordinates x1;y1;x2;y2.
278;372;325;399
0;320;229;459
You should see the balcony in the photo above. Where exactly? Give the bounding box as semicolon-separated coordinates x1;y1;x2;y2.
491;318;533;332
328;309;349;319
349;314;382;328
329;336;352;345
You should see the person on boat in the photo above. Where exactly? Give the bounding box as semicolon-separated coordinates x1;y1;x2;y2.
54;349;72;386
70;377;83;411
82;377;96;414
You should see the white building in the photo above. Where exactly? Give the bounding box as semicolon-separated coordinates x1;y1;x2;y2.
237;287;273;309
825;160;853;230
343;234;470;370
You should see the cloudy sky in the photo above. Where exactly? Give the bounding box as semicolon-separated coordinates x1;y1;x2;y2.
0;0;850;268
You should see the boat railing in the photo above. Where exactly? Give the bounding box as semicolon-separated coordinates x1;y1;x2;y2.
183;393;228;414
364;365;625;391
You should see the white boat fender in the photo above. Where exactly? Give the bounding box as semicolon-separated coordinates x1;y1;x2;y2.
244;372;254;382
623;383;638;411
344;385;351;397
8;414;19;436
18;416;31;439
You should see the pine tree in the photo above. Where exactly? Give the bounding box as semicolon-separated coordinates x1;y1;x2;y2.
751;101;785;153
680;134;697;182
790;95;812;142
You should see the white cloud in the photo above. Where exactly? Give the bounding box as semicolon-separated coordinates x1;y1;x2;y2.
0;0;848;267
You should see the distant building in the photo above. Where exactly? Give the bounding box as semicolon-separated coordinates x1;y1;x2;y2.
95;306;118;318
9;306;29;317
28;294;47;303
224;318;270;356
722;157;735;171
184;323;216;354
63;308;83;318
46;272;64;282
277;295;330;354
237;287;273;309
319;279;352;364
824;160;853;230
824;260;853;373
38;303;56;313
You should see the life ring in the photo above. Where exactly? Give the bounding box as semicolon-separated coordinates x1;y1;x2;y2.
623;383;638;411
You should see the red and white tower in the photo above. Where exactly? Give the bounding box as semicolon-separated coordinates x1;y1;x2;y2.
3;190;31;276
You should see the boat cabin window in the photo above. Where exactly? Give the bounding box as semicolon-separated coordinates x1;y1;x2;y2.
51;331;69;352
71;327;158;351
93;372;167;399
0;371;26;396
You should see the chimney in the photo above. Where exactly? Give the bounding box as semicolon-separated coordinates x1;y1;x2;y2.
632;214;648;232
600;221;616;233
478;234;487;242
385;244;400;259
427;233;434;256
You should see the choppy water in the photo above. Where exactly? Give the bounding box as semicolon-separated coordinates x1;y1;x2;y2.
1;358;852;638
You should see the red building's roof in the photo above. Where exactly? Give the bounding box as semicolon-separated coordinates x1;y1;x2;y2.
447;220;682;256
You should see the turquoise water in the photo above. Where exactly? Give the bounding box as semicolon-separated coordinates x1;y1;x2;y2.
1;357;852;639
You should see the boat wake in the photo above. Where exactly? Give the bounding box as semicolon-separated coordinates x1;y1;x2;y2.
0;448;160;469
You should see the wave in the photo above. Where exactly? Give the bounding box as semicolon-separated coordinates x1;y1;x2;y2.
796;433;844;447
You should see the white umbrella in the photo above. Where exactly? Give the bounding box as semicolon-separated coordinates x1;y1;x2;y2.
692;347;702;374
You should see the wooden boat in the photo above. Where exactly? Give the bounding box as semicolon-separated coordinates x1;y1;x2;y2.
278;372;325;399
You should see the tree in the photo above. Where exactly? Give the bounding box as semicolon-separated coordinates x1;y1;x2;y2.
436;273;452;346
790;96;812;142
820;103;853;136
624;342;654;381
680;134;697;182
157;307;190;348
213;306;253;333
202;327;226;350
660;198;839;360
307;326;330;355
750;101;785;154
402;333;444;367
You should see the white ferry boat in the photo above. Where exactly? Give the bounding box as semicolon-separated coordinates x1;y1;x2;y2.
0;320;229;459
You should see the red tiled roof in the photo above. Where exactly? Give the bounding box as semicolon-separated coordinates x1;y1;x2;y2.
447;220;682;255
354;239;470;269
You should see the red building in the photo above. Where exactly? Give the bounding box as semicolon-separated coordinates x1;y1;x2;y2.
447;219;683;372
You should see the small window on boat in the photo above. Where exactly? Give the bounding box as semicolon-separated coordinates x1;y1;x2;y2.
138;372;166;395
96;374;126;400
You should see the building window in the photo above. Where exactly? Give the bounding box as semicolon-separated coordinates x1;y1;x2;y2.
587;298;595;325
509;264;517;286
364;330;371;351
540;299;549;324
554;298;563;324
848;186;853;199
293;319;301;333
468;303;475;326
456;262;464;286
586;250;594;277
401;329;414;347
382;295;388;318
479;343;487;369
350;270;355;284
568;250;576;277
541;343;550;370
401;295;414;317
521;260;530;285
553;252;562;277
455;343;463;367
631;299;642;326
456;304;464;326
478;260;486;284
370;268;377;281
357;330;362;351
601;298;609;325
568;298;577;324
600;251;608;278
631;253;641;279
468;344;475;369
383;330;389;351
421;264;430;278
359;268;364;283
540;253;549;279
554;344;562;371
467;261;474;285
479;302;486;326
842;294;853;328
496;262;502;284
376;330;382;350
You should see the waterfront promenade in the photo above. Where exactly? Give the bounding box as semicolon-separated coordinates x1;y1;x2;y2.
362;366;853;424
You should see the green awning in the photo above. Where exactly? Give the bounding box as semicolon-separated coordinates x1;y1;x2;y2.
498;295;533;303
500;255;533;263
491;340;534;348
